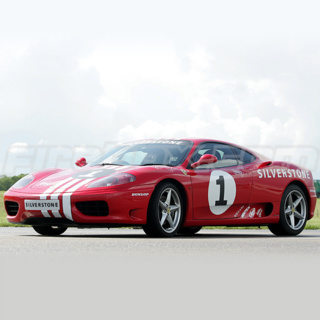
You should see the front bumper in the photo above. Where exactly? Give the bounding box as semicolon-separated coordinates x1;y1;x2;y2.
4;185;154;227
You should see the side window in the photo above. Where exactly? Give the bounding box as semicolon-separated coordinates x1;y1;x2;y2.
231;147;256;165
190;143;215;165
213;144;238;168
191;143;238;169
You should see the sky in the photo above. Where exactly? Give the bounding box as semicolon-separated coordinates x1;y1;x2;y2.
1;0;320;177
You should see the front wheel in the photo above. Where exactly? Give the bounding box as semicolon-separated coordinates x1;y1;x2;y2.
33;225;68;236
268;185;308;236
143;183;184;237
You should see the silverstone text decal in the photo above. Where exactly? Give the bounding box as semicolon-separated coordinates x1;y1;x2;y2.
258;168;311;179
25;200;60;210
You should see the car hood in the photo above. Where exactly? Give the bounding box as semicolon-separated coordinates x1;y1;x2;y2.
13;165;178;194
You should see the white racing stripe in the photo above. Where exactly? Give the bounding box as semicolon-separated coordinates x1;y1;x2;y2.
40;178;73;218
41;177;73;196
115;166;127;170
68;179;94;192
39;177;95;220
61;179;94;221
49;194;61;218
49;179;82;218
62;193;72;220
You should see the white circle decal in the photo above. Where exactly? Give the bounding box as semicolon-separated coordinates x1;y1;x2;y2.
208;170;236;215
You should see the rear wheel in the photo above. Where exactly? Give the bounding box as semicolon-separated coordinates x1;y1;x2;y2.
268;185;308;236
33;226;68;236
143;183;184;237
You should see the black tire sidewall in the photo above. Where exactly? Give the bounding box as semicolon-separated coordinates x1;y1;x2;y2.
33;226;68;236
279;185;308;236
143;182;184;237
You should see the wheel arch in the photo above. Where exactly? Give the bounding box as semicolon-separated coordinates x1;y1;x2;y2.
143;178;189;237
285;180;311;219
149;178;189;219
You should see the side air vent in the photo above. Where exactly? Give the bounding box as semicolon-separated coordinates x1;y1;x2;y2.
265;203;273;216
75;201;109;217
5;201;19;216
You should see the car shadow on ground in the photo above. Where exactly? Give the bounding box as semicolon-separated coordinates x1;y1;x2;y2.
24;229;320;239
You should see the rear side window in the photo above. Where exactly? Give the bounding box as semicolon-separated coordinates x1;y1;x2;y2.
231;147;256;165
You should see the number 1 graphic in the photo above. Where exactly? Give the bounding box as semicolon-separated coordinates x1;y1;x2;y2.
215;175;227;206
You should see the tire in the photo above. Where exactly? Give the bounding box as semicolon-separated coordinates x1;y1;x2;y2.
33;225;68;236
179;226;202;236
268;185;308;236
143;182;184;237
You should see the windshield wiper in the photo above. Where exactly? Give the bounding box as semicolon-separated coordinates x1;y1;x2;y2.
140;163;173;167
99;163;124;166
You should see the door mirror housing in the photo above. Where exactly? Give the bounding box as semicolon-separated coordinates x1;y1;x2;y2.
191;154;218;169
75;157;87;167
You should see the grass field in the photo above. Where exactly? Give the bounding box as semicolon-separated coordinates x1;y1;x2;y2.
0;191;12;226
0;191;319;229
306;200;320;229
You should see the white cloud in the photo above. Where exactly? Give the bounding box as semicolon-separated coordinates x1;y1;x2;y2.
8;142;28;154
78;43;183;104
0;40;316;149
1;0;320;177
78;42;304;148
186;45;213;70
0;41;28;65
118;118;210;141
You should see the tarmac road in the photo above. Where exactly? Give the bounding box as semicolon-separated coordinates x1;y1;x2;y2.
0;227;320;260
1;227;319;320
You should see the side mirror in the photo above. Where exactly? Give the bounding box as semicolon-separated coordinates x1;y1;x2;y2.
191;154;218;169
75;157;87;167
257;161;272;169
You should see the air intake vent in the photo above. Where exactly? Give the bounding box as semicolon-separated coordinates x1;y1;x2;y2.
5;201;19;216
75;201;109;217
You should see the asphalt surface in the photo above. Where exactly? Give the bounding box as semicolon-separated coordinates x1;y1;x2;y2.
1;227;319;320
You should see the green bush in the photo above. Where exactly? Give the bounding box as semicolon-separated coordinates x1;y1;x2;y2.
314;180;320;198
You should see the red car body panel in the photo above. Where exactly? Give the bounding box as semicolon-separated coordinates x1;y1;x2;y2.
4;139;317;229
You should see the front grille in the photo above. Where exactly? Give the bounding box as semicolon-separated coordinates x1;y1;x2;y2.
75;201;109;217
5;201;19;216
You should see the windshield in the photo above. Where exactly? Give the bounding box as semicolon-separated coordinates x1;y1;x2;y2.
88;140;193;167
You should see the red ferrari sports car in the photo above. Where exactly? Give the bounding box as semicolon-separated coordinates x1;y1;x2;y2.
4;139;317;237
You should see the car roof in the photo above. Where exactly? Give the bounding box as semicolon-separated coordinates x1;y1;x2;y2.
127;138;264;160
188;138;271;161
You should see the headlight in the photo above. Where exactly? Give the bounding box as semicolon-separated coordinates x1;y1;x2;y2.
11;174;35;189
87;173;136;188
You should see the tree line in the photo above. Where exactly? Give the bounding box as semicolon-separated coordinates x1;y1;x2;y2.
0;174;27;191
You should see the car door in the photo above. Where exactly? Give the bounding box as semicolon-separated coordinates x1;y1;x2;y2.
189;142;254;220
